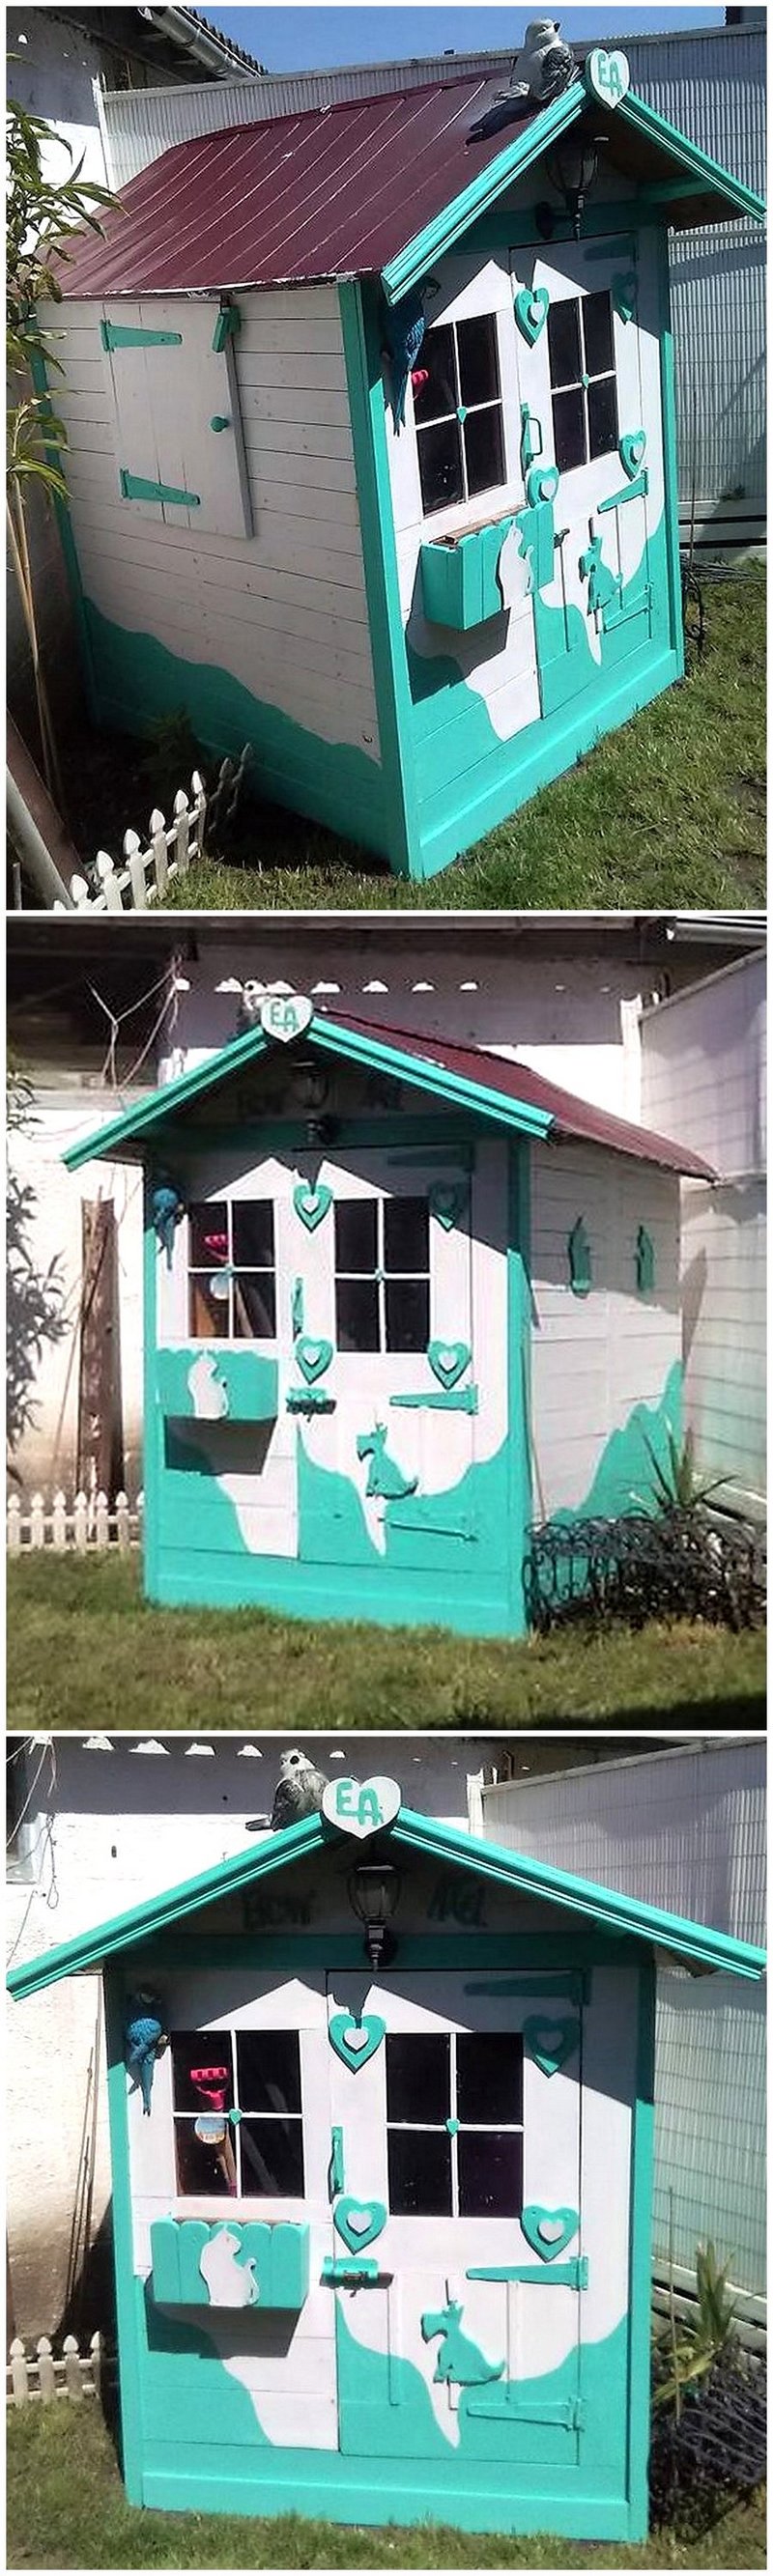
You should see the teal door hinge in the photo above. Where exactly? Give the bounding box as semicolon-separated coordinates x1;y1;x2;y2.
119;468;200;508
467;2256;588;2290
101;321;183;351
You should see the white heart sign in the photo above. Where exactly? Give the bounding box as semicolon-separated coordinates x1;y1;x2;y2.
259;994;313;1045
585;47;630;108
322;1776;401;1840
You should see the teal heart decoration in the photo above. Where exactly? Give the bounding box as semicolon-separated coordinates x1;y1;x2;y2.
333;2195;386;2254
329;2012;385;2072
294;1180;332;1232
296;1335;333;1385
613;269;637;326
429;1182;469;1233
515;285;549;348
523;2015;580;2077
521;2205;579;2262
619;429;646;482
427;1340;472;1390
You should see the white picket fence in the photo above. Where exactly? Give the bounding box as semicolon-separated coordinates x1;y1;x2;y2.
7;2332;108;2405
7;1489;143;1554
54;744;252;913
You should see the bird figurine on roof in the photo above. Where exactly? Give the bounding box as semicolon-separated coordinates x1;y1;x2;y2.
271;1746;328;1831
468;18;577;141
125;1990;169;2115
511;19;578;104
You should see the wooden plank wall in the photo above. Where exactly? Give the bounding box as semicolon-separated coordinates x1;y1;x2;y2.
47;289;381;768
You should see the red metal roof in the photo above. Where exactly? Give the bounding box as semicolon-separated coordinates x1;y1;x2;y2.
332;1015;716;1179
57;77;546;297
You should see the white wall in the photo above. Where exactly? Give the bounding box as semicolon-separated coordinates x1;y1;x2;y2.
45;287;381;788
641;954;766;1507
159;933;651;1116
479;1741;766;2300
529;1140;681;1518
7;1733;498;2337
9;1086;146;1499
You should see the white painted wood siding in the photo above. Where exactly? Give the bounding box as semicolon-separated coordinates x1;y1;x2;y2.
530;1141;681;1519
640;956;766;1505
44;291;381;764
479;1742;766;2299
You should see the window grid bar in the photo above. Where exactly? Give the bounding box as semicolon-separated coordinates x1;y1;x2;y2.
416;395;503;434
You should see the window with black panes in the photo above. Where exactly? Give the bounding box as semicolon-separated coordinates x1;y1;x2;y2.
415;314;507;516
386;2031;524;2216
547;291;618;472
171;2030;304;2197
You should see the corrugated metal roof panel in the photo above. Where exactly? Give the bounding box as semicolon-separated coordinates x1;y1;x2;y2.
60;71;762;301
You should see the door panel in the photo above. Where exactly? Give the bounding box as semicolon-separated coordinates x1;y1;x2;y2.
510;235;662;712
328;1972;583;2464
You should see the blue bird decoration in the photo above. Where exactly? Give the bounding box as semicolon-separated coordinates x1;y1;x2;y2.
151;1183;185;1270
383;287;429;434
125;1992;168;2115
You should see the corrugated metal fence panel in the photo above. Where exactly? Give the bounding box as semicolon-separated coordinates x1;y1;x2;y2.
622;29;766;516
100;56;500;184
101;29;765;523
480;1741;766;2297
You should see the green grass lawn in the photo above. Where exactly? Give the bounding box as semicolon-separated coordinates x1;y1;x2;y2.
6;2406;765;2569
163;570;765;910
7;1555;765;1729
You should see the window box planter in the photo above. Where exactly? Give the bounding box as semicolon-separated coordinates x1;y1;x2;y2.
156;1346;279;1421
419;513;516;632
150;2218;310;2308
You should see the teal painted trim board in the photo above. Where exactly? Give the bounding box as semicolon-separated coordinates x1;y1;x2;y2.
506;1139;532;1632
381;82;762;302
338;279;415;877
9;1803;764;2000
27;348;100;725
142;1188;162;1603
63;1013;554;1173
103;1971;145;2505
656;236;685;683
80;603;390;863
628;1959;657;2542
138;2460;639;2541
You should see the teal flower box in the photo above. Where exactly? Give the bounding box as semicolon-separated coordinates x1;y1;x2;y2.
150;2218;310;2309
156;1346;278;1421
420;515;515;632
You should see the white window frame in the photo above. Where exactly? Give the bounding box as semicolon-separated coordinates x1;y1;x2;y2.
334;1193;431;1355
186;1196;277;1344
385;2028;525;2219
415;310;508;521
171;2024;305;2201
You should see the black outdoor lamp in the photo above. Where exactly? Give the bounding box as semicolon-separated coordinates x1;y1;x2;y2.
347;1858;402;1969
536;134;602;241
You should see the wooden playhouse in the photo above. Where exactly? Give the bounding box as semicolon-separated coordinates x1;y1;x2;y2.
61;992;714;1636
8;1777;765;2540
43;47;764;881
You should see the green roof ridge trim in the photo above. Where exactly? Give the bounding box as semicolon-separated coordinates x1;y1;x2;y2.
8;1807;765;2001
381;81;764;305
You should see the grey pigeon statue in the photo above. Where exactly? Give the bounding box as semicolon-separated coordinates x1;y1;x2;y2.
468;17;577;141
271;1746;328;1831
510;19;577;104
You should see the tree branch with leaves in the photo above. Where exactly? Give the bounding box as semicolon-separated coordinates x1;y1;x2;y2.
7;88;116;794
